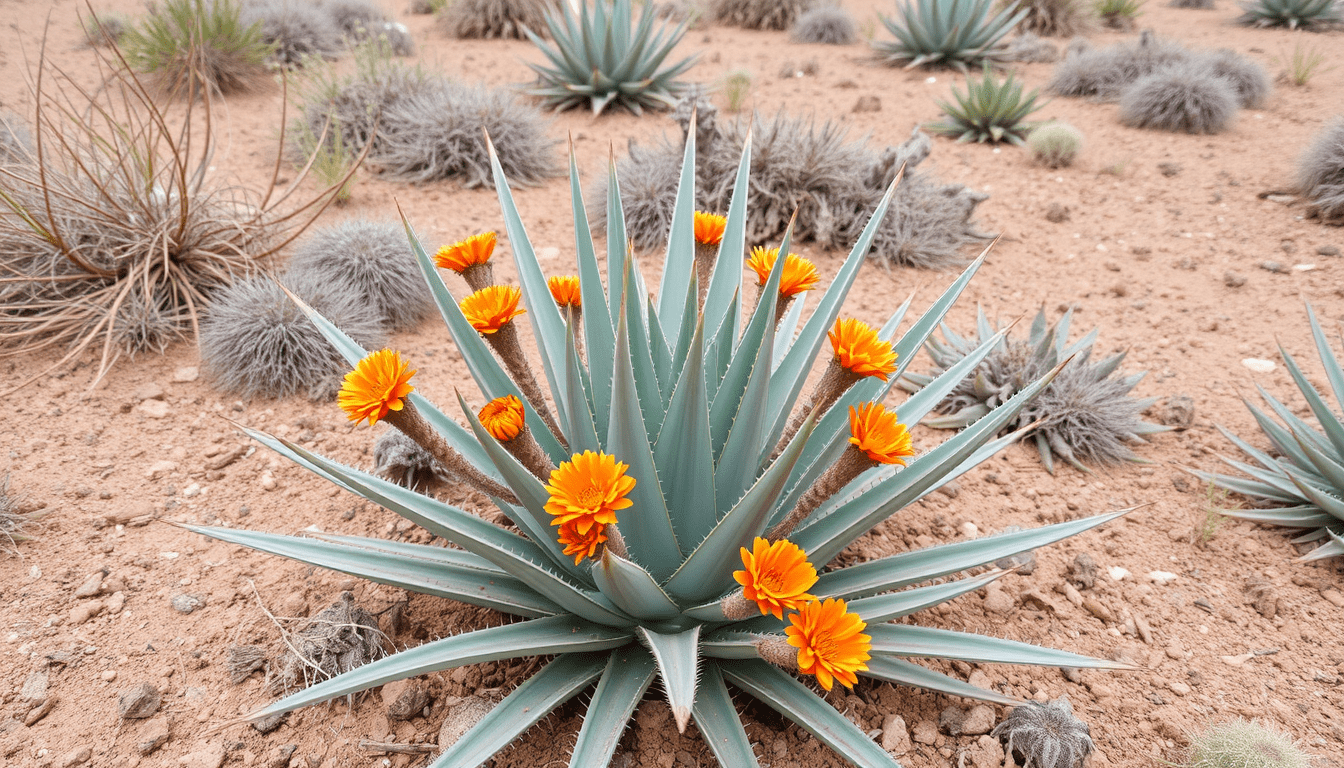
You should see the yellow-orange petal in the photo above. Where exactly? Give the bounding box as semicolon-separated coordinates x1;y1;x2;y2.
784;598;871;691
746;247;820;297
694;211;727;246
337;349;416;427
460;284;526;334
828;318;897;380
544;451;636;535
479;394;526;442
848;402;915;466
732;537;818;620
558;520;608;564
434;232;496;273
548;275;582;309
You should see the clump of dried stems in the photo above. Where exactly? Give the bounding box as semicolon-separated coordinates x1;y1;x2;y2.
0;34;356;391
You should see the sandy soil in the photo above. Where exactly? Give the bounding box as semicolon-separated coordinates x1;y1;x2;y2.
2;0;1344;767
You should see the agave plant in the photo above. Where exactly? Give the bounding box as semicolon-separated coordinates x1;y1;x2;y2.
899;308;1167;473
1194;304;1344;561
928;65;1043;145
875;0;1028;70
1238;0;1341;28
188;124;1130;767
525;0;697;116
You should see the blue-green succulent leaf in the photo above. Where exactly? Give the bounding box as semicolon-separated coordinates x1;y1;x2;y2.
655;314;717;545
594;549;681;620
637;625;700;732
868;624;1136;669
693;663;761;767
567;647;657;768
862;657;1019;706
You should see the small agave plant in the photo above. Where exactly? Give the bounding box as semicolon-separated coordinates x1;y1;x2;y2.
875;0;1028;70
928;64;1043;146
525;0;697;116
1238;0;1341;28
191;125;1131;767
1195;303;1344;561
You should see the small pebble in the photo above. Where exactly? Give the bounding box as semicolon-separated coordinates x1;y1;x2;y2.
1241;358;1277;374
1107;566;1130;582
1146;571;1178;585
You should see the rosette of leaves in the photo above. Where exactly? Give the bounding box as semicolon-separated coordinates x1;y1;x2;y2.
875;0;1029;70
900;308;1168;472
186;124;1131;767
1238;0;1341;28
928;64;1043;145
1194;304;1344;561
525;0;697;116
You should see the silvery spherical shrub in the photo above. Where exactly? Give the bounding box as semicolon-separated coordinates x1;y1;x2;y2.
1295;117;1344;224
1119;64;1238;134
1027;122;1084;168
287;220;433;331
790;6;857;44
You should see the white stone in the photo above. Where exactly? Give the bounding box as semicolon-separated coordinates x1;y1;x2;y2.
958;522;979;538
1107;566;1130;582
172;366;199;383
1146;570;1178;585
1241;358;1277;374
137;399;170;419
146;460;178;480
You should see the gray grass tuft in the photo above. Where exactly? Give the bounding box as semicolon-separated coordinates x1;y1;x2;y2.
1017;0;1091;37
271;592;385;694
900;308;1167;471
590;95;991;269
241;0;345;66
1;474;43;554
991;698;1094;768
1004;32;1060;63
0;112;33;165
322;0;415;54
1119;64;1238;134
82;11;129;46
1188;719;1310;768
713;0;816;30
791;6;858;44
1028;122;1084;167
374;429;455;490
1169;0;1215;7
439;0;554;39
287;220;433;331
1296;118;1344;224
1048;29;1189;99
199;271;385;400
1197;48;1270;108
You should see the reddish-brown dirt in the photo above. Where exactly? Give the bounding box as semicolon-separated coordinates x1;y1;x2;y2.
1;1;1343;767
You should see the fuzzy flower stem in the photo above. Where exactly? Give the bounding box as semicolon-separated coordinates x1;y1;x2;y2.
483;322;566;447
694;241;717;312
754;636;801;672
720;589;762;621
768;447;873;541
771;360;862;460
603;525;628;560
384;401;520;505
459;263;495;294
501;423;557;482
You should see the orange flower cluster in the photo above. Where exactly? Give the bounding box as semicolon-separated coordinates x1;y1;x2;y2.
461;285;526;334
828;318;897;380
337;349;415;427
735;539;871;690
548;275;582;309
434;232;496;273
544;451;635;563
848;402;915;466
746;247;820;298
479;394;526;442
693;211;727;246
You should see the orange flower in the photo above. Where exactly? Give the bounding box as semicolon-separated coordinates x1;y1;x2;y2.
848;403;915;466
479;394;526;442
828;318;897;380
557;520;608;564
785;598;871;691
694;211;727;246
434;232;496;273
337;349;416;427
548;275;582;309
544;451;636;535
746;247;820;297
460;285;526;334
733;537;819;620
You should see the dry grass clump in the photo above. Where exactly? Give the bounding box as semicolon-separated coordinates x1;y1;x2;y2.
241;0;345;67
271;592;385;694
199;272;385;400
81;11;130;47
0;112;32;165
1015;0;1090;36
439;0;554;39
374;428;455;489
1119;64;1238;133
0;43;345;389
120;0;272;95
591;95;992;269
287;221;432;331
713;0;816;30
1169;0;1215;7
1;475;43;555
1028;122;1084;167
1296;118;1344;224
790;6;858;44
1005;31;1060;62
1048;30;1189;99
298;40;555;187
1198;48;1270;108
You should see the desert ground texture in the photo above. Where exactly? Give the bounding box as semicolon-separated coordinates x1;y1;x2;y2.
1;0;1343;767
